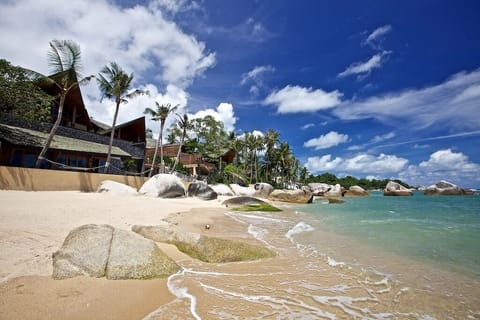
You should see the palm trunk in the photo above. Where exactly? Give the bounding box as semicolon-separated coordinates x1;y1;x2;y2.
105;102;120;174
35;93;66;168
149;128;161;177
159;120;165;174
171;128;186;173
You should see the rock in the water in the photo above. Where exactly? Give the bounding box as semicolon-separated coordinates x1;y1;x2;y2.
133;225;274;263
52;224;113;279
384;181;413;196
97;180;138;196
210;184;234;196
324;184;345;197
253;183;274;198
344;185;369;197
222;196;269;207
52;224;179;280
106;229;179;280
187;182;217;200
139;174;186;198
424;180;473;195
327;197;345;204
230;184;256;196
307;183;331;196
269;189;313;204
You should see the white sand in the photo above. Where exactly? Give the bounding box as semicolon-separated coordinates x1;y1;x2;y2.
0;190;227;282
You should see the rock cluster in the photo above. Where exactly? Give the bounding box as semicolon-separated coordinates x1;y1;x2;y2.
268;189;313;204
139;174;186;198
383;181;413;196
187;182;217;200
52;224;179;280
424;180;476;195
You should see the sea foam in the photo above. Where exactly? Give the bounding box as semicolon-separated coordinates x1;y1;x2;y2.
285;221;314;242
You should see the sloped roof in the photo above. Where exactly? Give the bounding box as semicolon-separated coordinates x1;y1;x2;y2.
0;124;131;157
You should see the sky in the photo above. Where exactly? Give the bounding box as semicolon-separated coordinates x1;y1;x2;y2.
1;0;480;188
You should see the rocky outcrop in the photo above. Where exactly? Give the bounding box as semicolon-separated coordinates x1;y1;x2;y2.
222;196;269;208
139;174;186;198
424;180;475;195
187;182;217;200
324;184;345;197
52;224;179;280
307;183;331;196
132;225;275;263
97;180;138;196
230;184;256;196
384;181;413;196
253;183;274;198
268;189;313;204
210;184;234;196
344;185;369;197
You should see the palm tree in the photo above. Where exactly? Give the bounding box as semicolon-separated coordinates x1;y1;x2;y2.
144;102;179;176
264;129;279;182
97;62;144;173
35;40;94;168
170;113;191;173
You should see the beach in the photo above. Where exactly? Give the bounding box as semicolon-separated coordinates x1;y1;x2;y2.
1;190;480;319
0;190;229;320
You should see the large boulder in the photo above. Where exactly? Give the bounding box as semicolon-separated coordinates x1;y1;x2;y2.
230;184;256;196
344;185;369;197
210;184;234;196
384;181;413;196
269;189;313;204
222;196;269;208
324;184;345;197
52;224;179;280
187;182;217;200
139;174;186;198
132;225;275;263
424;180;473;195
97;180;138;196
253;183;274;198
308;183;331;196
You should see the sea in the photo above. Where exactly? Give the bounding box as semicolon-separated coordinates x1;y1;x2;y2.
145;191;480;319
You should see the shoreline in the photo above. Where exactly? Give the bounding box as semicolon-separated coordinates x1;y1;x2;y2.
0;190;232;320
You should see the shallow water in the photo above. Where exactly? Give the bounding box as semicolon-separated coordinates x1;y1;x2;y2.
145;193;480;319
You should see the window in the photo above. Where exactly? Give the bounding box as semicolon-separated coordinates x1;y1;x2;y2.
9;150;23;166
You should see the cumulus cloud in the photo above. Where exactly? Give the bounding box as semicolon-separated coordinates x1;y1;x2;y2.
370;132;396;144
189;102;237;132
0;0;215;89
338;51;391;79
304;131;349;150
364;24;392;49
305;152;408;175
399;149;480;187
334;69;480;131
300;123;315;130
264;85;343;113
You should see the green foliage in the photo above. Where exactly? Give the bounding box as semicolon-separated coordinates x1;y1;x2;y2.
306;172;413;190
0;59;53;123
231;203;282;212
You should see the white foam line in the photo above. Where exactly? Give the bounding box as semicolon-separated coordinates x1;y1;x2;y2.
314;295;381;319
228;212;289;223
224;211;248;224
166;269;201;320
285;221;314;242
327;256;346;267
183;268;284;278
200;283;336;320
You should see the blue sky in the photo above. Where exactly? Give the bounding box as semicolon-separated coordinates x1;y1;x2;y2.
1;0;479;187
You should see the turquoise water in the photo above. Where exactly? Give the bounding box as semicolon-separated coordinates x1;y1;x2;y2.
300;191;480;277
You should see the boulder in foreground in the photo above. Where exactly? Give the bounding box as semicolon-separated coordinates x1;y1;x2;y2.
210;184;234;196
253;183;274;198
52;224;179;280
97;180;138;196
384;181;413;196
139;174;186;198
133;225;275;263
344;185;369;197
222;196;269;207
187;182;218;200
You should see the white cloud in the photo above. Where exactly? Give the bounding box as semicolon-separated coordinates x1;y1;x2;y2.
300;123;315;130
365;24;392;49
370;132;396;144
189;102;237;132
304;131;349;150
399;149;480;187
264;85;343;113
305;152;408;175
241;65;275;85
152;0;201;14
338;51;391;79
334;69;480;131
0;0;215;88
238;130;265;140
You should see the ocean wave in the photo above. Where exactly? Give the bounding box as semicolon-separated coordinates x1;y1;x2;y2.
285;221;315;242
167;269;201;320
326;256;346;267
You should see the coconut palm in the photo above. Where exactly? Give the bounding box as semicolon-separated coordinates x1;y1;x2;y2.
144;102;179;176
170;113;191;173
97;62;144;173
35;40;94;168
264;129;279;182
